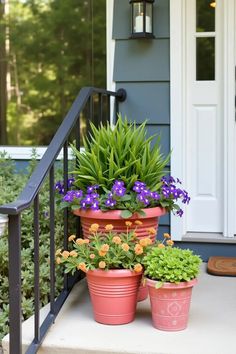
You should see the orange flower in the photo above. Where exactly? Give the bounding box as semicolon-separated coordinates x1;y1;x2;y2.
134;263;143;273
112;236;122;245
134;220;143;225
158;243;165;249
69;250;78;257
62;250;70;259
76;238;85;245
121;243;130;252
68;234;76;242
147;227;156;235
77;262;87;272
98;261;106;269
56;257;61;264
166;240;174;246
139;237;152;247
83;239;90;244
89;253;96;259
164;233;171;239
89;223;99;233
99;250;107;257
105;224;114;231
100;244;109;252
55;248;62;256
125;221;132;227
134;244;143;255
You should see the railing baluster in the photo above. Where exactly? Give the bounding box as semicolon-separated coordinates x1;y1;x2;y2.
50;166;55;313
34;195;40;343
75;117;81;238
8;214;22;354
63;143;69;290
89;95;94;123
107;95;110;123
98;93;102;125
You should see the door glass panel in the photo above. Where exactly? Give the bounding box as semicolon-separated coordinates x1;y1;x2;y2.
196;37;215;80
196;0;215;32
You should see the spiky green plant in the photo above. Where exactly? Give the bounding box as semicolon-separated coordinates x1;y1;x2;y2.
71;115;169;192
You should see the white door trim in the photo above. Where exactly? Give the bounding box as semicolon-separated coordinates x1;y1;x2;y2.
223;0;236;237
170;0;186;240
170;0;236;239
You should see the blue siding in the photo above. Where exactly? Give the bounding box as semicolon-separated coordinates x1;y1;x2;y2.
114;39;170;82
113;0;170;229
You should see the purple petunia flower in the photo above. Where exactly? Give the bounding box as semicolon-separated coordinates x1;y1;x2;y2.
150;191;160;200
133;181;147;193
105;198;117;207
177;209;184;217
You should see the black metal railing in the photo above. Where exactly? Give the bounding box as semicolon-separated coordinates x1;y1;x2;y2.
0;87;126;354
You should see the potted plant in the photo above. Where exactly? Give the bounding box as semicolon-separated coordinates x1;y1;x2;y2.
56;222;152;325
142;235;202;331
56;116;190;237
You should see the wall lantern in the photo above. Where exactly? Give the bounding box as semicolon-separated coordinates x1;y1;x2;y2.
130;0;155;39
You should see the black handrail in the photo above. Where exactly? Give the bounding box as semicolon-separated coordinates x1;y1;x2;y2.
0;86;126;354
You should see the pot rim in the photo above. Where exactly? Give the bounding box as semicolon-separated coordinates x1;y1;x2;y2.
86;269;143;278
145;277;198;289
73;206;166;219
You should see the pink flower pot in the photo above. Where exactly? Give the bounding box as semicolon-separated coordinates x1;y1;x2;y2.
86;269;142;325
73;207;166;243
146;278;197;331
74;207;166;302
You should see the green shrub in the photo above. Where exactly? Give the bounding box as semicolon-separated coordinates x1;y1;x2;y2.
0;152;67;342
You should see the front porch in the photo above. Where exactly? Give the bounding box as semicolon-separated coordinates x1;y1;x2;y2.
3;264;236;354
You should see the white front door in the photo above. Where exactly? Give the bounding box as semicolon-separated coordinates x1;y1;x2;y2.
170;0;236;239
186;0;223;233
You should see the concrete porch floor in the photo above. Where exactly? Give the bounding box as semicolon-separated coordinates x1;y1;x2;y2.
3;263;236;354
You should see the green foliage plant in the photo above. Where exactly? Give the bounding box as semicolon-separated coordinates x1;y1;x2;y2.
142;234;202;288
72;115;169;192
58;115;190;219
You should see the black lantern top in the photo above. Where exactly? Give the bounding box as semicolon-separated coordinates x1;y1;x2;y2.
130;0;155;39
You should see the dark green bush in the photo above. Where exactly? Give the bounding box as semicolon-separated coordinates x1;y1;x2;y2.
0;152;68;342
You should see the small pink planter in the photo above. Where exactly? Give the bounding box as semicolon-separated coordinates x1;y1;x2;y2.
74;207;166;302
146;278;197;331
86;269;142;325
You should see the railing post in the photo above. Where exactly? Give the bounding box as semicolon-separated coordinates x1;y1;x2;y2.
8;214;22;354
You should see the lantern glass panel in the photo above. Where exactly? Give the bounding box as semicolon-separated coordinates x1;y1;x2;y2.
145;3;152;33
133;2;144;33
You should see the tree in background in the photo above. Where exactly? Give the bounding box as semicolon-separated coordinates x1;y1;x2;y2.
0;0;106;145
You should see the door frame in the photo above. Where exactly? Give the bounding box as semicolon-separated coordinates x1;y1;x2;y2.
170;0;236;240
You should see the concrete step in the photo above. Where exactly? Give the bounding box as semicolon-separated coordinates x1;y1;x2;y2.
2;264;236;354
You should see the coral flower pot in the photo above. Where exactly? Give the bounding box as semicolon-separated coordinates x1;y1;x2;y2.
73;207;166;243
146;278;197;331
86;269;142;325
74;207;166;302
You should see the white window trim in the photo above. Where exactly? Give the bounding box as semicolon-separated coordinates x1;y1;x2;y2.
170;0;236;239
0;146;74;160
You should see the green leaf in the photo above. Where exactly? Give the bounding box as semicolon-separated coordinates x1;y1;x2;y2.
120;195;132;201
120;210;133;219
155;281;163;289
